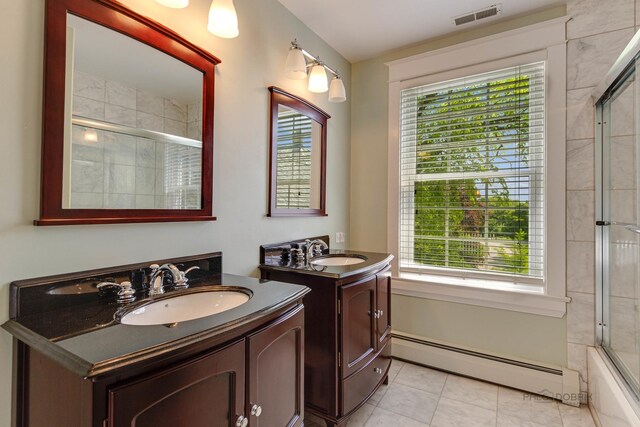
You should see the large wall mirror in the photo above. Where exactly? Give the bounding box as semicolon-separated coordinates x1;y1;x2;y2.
37;0;220;225
268;87;329;217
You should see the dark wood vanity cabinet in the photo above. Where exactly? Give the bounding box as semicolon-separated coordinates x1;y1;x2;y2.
15;304;304;427
260;263;392;427
340;276;377;378
108;340;246;427
247;307;304;427
376;265;392;346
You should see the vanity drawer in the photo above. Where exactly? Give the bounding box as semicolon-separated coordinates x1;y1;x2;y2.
341;351;391;415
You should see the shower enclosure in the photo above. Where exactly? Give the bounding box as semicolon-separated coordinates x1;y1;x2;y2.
596;43;640;402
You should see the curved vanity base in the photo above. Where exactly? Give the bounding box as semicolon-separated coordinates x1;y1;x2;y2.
259;242;394;427
305;344;392;427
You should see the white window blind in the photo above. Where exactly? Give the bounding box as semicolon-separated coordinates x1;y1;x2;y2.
276;110;313;209
162;141;202;210
399;62;545;281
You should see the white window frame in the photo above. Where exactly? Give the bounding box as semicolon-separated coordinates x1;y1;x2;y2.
387;17;569;317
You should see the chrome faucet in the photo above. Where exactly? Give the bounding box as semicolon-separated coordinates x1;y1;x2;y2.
305;239;328;264
148;263;200;295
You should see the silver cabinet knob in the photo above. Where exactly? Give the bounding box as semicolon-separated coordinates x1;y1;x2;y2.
236;415;248;427
251;404;262;417
374;367;383;374
378;309;384;317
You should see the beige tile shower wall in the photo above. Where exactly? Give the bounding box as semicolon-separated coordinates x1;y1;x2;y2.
565;0;636;399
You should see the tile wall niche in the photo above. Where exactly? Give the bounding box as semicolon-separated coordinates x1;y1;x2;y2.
565;0;638;401
70;70;202;209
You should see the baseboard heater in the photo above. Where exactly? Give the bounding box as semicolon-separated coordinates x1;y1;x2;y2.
391;332;582;406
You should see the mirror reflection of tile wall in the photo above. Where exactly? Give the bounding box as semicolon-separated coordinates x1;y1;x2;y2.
69;71;202;209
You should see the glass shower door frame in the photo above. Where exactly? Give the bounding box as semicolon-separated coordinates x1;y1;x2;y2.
595;62;640;399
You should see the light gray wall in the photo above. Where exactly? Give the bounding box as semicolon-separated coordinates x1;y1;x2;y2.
349;6;570;367
0;0;351;425
393;296;567;365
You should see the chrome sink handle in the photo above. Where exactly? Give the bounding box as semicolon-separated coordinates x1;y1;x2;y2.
97;281;136;303
173;266;200;290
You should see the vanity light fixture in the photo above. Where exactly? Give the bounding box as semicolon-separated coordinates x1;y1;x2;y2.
207;0;239;38
155;0;239;38
285;39;347;103
285;42;307;80
308;62;329;93
328;76;347;103
155;0;189;8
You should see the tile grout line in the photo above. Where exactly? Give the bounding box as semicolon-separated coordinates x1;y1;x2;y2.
427;373;448;427
567;24;636;43
494;383;499;427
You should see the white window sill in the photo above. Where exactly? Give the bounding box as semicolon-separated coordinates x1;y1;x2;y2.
393;273;569;318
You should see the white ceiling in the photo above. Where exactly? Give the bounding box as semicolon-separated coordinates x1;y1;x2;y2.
278;0;563;62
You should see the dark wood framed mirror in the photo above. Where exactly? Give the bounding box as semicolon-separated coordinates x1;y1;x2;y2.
36;0;220;225
268;87;329;217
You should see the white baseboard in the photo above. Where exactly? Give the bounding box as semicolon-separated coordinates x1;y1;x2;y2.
392;333;581;406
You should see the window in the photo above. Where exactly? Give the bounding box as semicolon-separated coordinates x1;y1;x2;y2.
162;141;202;209
399;63;545;284
386;19;567;316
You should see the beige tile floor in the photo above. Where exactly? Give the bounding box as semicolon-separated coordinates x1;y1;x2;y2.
305;360;596;427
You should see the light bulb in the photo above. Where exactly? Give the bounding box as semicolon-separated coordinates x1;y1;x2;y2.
285;47;307;80
208;0;239;38
328;76;346;102
84;128;98;142
155;0;189;8
308;64;328;93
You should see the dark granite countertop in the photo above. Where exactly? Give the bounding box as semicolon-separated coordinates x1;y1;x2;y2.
2;253;310;379
259;249;394;279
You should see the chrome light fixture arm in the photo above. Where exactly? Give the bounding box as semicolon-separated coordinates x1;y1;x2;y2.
290;39;341;78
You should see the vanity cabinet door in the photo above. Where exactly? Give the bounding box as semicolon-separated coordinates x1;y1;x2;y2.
107;340;246;427
376;266;392;347
340;275;377;378
247;305;304;427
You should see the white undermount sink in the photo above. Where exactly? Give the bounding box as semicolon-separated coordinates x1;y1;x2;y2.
118;289;251;326
310;256;366;267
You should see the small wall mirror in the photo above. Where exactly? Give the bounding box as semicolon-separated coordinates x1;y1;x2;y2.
268;87;329;217
37;0;219;225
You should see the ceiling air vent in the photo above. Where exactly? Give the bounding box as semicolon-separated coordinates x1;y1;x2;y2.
453;4;502;26
454;13;476;26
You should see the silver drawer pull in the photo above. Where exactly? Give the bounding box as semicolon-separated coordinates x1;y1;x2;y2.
374;367;383;374
251;404;262;417
236;415;248;427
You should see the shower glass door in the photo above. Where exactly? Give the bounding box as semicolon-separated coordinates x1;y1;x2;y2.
598;61;640;395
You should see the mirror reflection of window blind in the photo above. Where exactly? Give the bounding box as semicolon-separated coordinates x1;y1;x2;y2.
276;110;313;209
162;142;201;209
399;62;545;280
